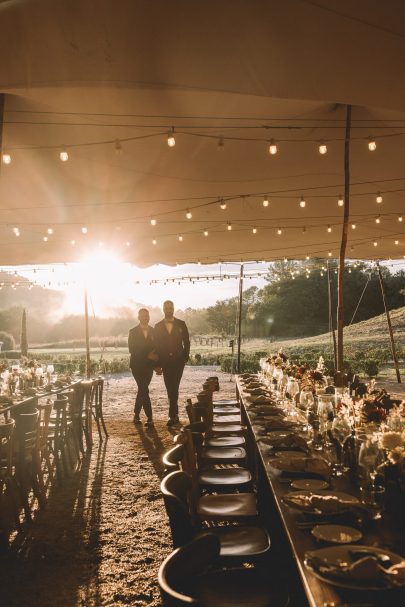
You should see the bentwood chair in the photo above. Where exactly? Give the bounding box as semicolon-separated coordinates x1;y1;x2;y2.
0;419;20;533
91;377;108;440
158;533;288;607
161;472;270;561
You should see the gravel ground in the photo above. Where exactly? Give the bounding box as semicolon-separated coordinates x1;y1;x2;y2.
0;367;236;607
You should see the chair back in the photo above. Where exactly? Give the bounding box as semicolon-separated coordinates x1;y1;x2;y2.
173;430;198;480
158;533;220;606
160;470;194;548
163;444;185;473
13;410;40;464
37;400;53;451
0;419;15;478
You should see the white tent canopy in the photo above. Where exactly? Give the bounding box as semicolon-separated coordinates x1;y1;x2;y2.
1;0;405;266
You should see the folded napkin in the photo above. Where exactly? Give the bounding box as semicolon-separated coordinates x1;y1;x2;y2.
247;395;273;404
264;418;298;431
264;433;309;452
276;456;330;478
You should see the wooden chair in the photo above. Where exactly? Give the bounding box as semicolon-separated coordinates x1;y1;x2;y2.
36;400;54;485
186;402;244;438
158;533;287;607
91;377;108;440
178;427;248;472
0;419;20;534
161;472;270;560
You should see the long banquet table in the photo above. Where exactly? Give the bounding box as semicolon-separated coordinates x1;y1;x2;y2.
236;376;405;607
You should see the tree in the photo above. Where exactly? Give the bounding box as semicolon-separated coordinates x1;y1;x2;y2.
0;331;15;352
20;308;28;356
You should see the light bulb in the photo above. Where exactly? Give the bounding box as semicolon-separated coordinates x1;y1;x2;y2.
186;209;192;219
269;139;278;155
395;240;399;245
277;228;282;235
150;216;157;226
126;241;130;247
252;227;257;234
47;228;53;235
319;142;327;155
328;251;332;257
114;139;122;154
2;153;11;164
399;215;403;222
283;257;288;262
59;147;69;162
227;222;232;231
217;137;225;151
351;223;356;229
376;192;383;203
167;129;176;148
373;240;378;247
81;227;88;234
43;236;48;242
327;225;332;233
98;241;103;247
338;195;344;207
375;216;381;224
368;138;377;151
300;196;306;208
178;234;183;241
306;255;310;260
152;239;157;245
71;240;76;245
13;227;19;234
220;200;227;210
203;229;208;236
263;196;269;207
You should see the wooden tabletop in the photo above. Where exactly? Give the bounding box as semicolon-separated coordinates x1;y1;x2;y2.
236;377;405;607
0;378;83;418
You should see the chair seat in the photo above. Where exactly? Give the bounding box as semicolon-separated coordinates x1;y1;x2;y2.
201;446;246;461
211;424;244;435
190;568;288;607
203;436;245;447
213;414;241;424
213;407;240;415
213;399;239;406
198;467;251;486
197;492;257;518
197;525;270;558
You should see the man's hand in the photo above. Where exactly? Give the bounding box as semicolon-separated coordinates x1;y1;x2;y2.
147;351;159;361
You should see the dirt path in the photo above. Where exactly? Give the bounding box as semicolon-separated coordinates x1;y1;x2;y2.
0;367;236;607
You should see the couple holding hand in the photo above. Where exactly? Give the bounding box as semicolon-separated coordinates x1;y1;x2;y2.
128;300;190;428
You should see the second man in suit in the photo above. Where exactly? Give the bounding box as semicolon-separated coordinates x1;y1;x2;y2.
154;300;190;427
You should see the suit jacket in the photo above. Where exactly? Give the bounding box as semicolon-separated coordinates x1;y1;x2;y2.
154;318;190;364
128;325;157;370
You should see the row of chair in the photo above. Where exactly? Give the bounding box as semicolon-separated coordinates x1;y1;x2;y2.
0;377;107;543
158;376;289;606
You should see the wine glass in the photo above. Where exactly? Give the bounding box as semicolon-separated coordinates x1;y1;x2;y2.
331;414;352;475
358;436;385;486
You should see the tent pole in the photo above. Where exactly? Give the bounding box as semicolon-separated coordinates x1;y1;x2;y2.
0;93;4;176
336;104;352;386
237;264;244;373
376;261;401;383
84;288;91;379
327;260;337;369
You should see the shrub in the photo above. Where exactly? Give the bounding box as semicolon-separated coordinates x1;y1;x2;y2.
361;359;380;378
0;332;15;352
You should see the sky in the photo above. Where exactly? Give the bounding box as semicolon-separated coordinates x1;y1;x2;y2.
17;250;269;317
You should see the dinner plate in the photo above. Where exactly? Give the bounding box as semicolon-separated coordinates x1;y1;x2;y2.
291;479;329;491
268;456;330;478
311;524;362;544
283;490;359;514
304;545;404;590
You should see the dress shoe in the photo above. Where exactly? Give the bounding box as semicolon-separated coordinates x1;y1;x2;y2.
145;420;154;428
133;417;142;424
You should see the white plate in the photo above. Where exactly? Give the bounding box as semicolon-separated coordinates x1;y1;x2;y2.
291;479;329;491
283;490;359;514
311;524;362;544
304;544;404;590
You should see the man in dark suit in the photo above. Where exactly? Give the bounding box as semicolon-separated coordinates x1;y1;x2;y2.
154;300;190;427
128;308;158;427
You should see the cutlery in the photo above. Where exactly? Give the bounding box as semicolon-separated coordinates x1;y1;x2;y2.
348;549;393;569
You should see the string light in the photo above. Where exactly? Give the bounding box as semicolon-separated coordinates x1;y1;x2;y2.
220;199;227;210
203;229;209;236
114;139;122;154
59;147;69;162
98;241;103;247
373;240;378;247
351;223;356;229
43;236;48;242
71;240;75;245
338;195;344;207
252;226;257;234
186;209;192;219
327;224;332;233
284;257;288;262
150;216;157;226
178;234;183;241
126;241;130;247
268;139;278;155
395;240;399;245
227;221;232;231
306;255;310;260
375;215;381;224
217;137;225;151
318;141;327;155
299;196;306;208
398;215;403;222
2;153;11;165
152;239;157;245
263;195;269;207
167;128;176;148
47;228;53;235
81;226;88;234
277;228;282;235
376;192;383;203
368;138;377;151
328;251;332;257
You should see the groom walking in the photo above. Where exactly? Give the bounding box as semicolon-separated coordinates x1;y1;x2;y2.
154;300;190;427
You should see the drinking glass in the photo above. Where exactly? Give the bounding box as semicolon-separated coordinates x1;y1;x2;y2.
360;484;386;520
358;437;385;486
331;414;352;475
